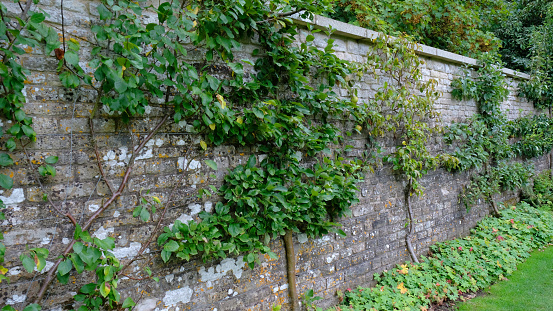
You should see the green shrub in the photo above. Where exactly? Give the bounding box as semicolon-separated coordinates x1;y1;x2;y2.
332;202;553;311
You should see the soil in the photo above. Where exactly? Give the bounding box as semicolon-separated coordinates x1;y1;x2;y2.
428;290;488;311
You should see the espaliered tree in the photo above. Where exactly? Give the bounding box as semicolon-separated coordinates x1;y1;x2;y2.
444;54;549;214
1;0;375;310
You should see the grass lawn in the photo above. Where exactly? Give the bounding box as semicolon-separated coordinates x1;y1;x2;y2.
456;245;553;311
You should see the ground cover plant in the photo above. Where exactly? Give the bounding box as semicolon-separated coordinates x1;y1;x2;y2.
456;243;553;311
331;201;553;310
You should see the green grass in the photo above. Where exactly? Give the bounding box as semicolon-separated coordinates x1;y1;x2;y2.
456;245;553;311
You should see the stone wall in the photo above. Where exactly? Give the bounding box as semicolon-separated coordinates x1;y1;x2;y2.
0;3;547;311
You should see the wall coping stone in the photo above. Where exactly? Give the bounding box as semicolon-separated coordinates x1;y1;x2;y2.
292;14;531;80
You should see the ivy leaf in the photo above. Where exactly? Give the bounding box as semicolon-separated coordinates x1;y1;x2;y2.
200;140;207;150
204;160;218;171
97;4;112;20
0;174;13;190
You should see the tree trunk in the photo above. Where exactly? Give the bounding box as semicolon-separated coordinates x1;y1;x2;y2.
283;230;300;311
404;182;419;264
488;194;501;217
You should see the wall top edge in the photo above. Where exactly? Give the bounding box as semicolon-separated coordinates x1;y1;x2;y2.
292;15;531;81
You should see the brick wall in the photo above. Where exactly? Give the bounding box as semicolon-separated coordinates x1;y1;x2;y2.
0;3;548;311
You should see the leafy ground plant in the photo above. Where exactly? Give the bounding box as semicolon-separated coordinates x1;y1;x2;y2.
330;202;553;311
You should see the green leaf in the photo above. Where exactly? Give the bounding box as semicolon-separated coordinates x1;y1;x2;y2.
97;4;112;20
5;139;16;152
204;160;218;171
80;283;97;294
22;304;41;311
0;154;13;167
228;223;241;237
57;259;72;276
64;51;79;66
21;255;35;273
246;252;255;263
161;249;171;262
164;240;179;252
45;156;59;164
0;174;13;190
122;297;136;309
247;155;256;168
30;13;45;24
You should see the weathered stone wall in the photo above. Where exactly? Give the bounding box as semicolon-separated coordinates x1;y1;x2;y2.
0;3;547;311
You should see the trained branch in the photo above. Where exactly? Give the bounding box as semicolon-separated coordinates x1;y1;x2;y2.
32;113;170;304
89;117;115;194
283;230;300;311
20;142;77;227
405;180;420;264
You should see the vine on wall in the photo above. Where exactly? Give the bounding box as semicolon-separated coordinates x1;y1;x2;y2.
0;0;550;310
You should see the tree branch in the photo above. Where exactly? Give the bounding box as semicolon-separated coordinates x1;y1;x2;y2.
32;113;170;304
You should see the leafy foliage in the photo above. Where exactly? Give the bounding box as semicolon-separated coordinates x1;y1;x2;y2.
334;202;553;311
328;0;508;57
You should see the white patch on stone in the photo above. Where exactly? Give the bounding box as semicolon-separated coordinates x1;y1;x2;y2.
326;253;338;264
228;289;233;295
112;242;144;260
280;284;288;290
189;203;202;215
258;154;267;163
298;233;308;244
165;273;174;283
204;201;213;213
162;287;193;307
136;149;153;160
441;188;450;196
6;294;26;305
178;120;187;128
198;256;245;283
176;139;186;146
135;298;157;311
144;106;152;114
154;138;164;147
62;238;70;244
88;204;100;212
93;226;114;240
189;160;201;170
113;211;120;217
119;147;131;164
41;236;51;245
8;266;21;276
0;188;25;205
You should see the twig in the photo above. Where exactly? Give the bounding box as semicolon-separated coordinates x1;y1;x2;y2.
32;114;170;304
89;117;115;194
20;142;77;226
118;150;196;275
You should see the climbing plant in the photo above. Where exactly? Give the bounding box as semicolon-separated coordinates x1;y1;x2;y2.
446;53;553;213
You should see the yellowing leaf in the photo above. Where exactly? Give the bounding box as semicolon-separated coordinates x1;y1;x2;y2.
399;264;409;275
200;140;207;150
236;117;243;124
209;123;216;130
355;125;362;131
152;196;161;204
193;20;197;27
193;7;199;14
0;266;7;275
70;38;79;44
216;94;226;109
397;282;408;294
